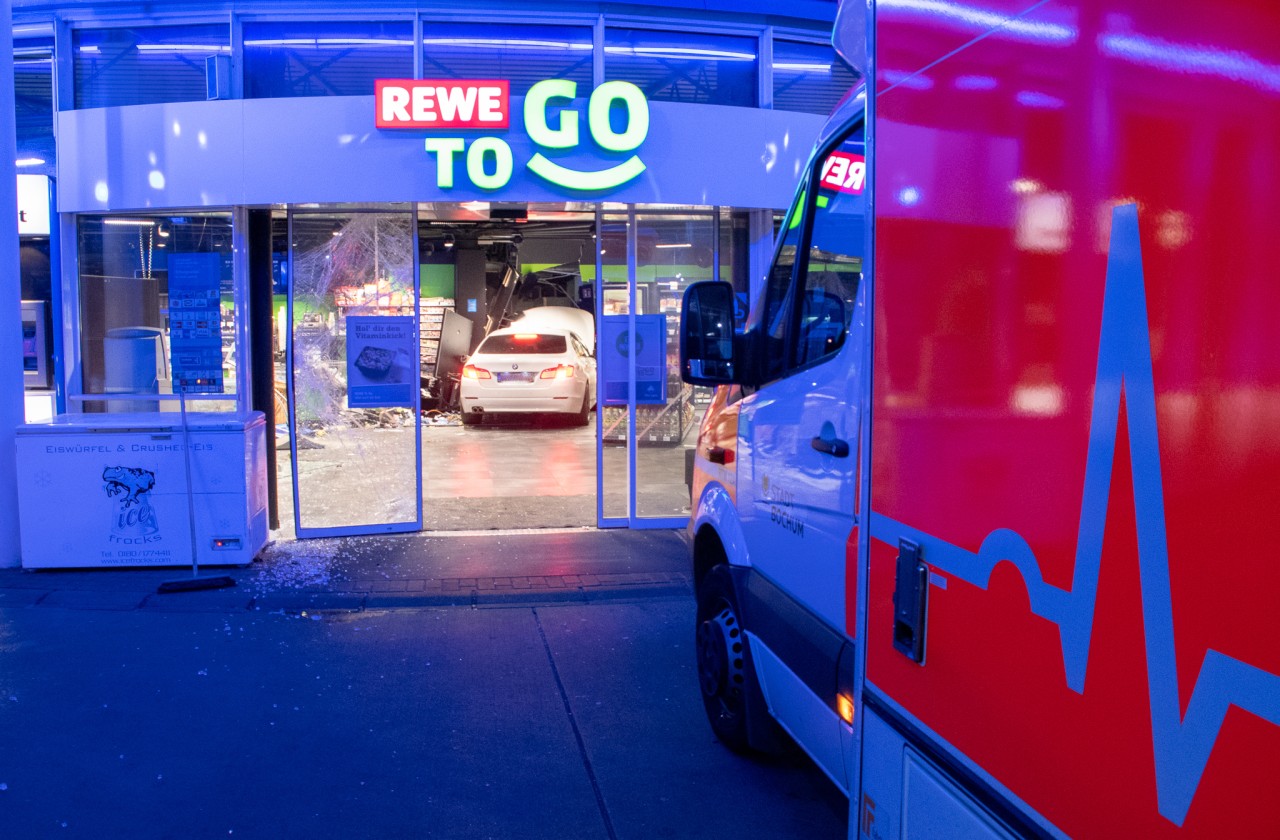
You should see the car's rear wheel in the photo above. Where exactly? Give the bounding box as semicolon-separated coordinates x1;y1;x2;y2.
461;410;481;427
575;392;591;426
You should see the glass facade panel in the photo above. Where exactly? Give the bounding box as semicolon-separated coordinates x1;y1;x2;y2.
76;214;237;412
288;211;420;533
633;213;715;519
244;21;413;99
604;28;757;106
772;40;857;115
14;37;53;169
73;25;229;109
421;23;593;96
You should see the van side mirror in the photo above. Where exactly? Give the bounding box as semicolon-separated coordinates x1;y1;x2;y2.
680;281;737;385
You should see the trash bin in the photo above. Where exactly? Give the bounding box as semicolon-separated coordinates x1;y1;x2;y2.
103;326;164;412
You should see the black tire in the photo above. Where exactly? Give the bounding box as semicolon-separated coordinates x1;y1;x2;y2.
461;411;481;427
575;391;591;427
695;564;756;753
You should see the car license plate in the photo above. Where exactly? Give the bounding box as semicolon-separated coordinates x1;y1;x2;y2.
496;372;535;383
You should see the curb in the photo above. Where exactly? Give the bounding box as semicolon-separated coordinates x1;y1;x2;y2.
0;574;693;615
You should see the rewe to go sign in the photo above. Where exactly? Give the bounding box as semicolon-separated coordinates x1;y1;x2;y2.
376;78;650;192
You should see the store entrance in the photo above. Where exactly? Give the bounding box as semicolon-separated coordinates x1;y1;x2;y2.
276;203;733;538
417;208;600;531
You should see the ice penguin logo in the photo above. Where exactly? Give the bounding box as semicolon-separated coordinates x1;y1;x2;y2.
103;466;160;540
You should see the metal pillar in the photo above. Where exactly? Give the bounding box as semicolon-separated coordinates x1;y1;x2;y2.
1;0;25;566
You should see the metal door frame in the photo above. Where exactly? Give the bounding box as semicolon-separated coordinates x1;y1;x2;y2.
595;205;719;530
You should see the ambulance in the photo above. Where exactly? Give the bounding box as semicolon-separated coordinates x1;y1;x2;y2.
679;0;1280;836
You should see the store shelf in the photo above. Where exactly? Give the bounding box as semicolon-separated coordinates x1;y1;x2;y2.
419;296;454;378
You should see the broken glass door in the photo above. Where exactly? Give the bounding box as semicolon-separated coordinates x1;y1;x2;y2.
287;209;422;536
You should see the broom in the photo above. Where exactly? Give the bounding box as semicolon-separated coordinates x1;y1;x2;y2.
157;388;236;593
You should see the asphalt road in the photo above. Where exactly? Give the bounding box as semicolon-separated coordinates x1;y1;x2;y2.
0;552;849;838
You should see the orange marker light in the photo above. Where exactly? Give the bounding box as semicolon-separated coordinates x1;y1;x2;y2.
837;693;855;726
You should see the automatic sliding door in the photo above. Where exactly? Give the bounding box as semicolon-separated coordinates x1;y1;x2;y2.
596;208;716;528
633;213;715;524
287;210;422;536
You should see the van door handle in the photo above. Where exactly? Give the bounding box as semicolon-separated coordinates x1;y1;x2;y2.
810;435;849;458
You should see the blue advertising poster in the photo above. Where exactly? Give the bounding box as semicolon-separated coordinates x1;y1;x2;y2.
346;316;415;409
168;252;225;395
601;314;667;406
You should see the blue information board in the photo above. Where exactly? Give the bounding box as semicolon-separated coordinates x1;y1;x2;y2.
168;252;225;395
346;316;415;409
601;314;667;406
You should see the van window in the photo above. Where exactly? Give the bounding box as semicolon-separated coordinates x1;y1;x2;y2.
794;127;865;368
751;183;807;383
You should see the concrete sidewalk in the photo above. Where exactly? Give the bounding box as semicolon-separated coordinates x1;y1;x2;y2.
0;528;694;614
0;528;850;839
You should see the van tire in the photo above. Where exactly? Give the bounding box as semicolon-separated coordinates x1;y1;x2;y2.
461;411;481;427
695;564;760;754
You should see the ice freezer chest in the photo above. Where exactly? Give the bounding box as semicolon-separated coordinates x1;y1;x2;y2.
15;411;269;568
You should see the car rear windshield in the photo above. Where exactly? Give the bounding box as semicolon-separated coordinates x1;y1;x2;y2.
480;333;567;354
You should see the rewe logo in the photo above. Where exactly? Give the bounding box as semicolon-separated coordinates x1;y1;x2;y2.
376;78;649;193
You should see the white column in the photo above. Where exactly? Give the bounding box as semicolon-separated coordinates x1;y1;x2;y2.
0;0;24;567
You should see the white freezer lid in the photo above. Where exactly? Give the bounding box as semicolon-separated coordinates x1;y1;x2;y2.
17;411;266;435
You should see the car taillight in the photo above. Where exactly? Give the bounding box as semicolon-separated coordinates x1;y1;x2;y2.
539;364;575;380
463;364;491;380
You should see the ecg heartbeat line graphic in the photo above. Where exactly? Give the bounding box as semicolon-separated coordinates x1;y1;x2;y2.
870;204;1280;826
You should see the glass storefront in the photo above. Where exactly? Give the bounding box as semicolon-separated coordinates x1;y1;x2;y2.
75;213;238;413
35;3;840;537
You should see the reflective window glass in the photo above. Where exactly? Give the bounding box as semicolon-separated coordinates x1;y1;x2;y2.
73;25;229;109
14;37;53;170
480;334;567;354
604;28;757;107
422;23;593;96
77;214;238;412
244;21;413;99
772;40;857;115
795;129;865;367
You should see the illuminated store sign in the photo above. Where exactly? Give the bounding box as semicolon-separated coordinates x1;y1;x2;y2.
377;78;650;193
376;80;509;129
17;174;50;235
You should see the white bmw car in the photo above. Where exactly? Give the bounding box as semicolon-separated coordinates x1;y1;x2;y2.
459;328;597;426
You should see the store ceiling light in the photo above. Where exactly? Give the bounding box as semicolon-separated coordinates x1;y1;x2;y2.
422;37;591;51
103;218;157;226
443;234;455;249
15;157;44;166
655;243;692;248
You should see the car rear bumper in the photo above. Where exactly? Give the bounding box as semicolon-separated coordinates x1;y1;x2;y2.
460;380;588;414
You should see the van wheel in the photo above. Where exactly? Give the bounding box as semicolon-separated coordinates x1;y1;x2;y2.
695;565;754;753
461;411;481;427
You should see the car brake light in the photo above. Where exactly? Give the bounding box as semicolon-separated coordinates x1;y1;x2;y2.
539;364;575;380
462;364;491;380
513;333;540;341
